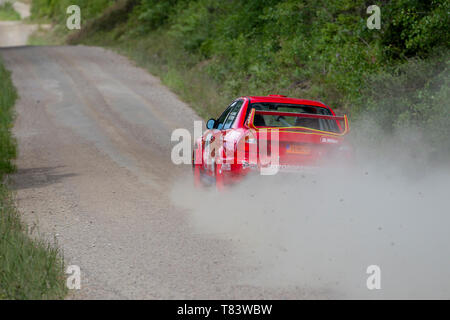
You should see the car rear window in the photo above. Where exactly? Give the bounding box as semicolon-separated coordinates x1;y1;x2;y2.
246;102;340;133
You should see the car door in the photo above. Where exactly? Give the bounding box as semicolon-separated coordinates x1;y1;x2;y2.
222;100;243;130
202;103;235;172
219;100;244;164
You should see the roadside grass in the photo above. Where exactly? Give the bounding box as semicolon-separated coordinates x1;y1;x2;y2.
0;184;67;299
0;58;67;299
27;25;65;46
0;59;16;176
0;2;20;21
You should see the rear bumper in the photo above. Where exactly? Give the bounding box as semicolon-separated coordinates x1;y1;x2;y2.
241;162;320;175
268;164;320;174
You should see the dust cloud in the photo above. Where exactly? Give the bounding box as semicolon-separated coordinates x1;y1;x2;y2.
171;120;450;299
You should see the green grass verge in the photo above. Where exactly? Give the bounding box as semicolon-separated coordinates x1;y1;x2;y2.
0;58;67;299
27;25;65;46
0;2;21;21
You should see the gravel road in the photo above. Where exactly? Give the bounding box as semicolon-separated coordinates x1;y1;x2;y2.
0;45;318;299
0;1;36;47
0;21;37;47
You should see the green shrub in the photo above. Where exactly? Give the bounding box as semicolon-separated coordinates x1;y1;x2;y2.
31;0;115;23
0;2;21;21
0;60;17;177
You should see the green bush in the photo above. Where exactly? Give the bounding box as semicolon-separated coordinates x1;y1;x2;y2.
362;54;450;154
0;60;17;176
0;2;21;21
382;0;450;59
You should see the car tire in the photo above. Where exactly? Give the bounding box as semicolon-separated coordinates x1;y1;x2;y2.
214;162;224;191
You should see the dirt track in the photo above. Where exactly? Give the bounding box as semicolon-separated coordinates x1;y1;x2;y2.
0;21;36;47
0;1;36;47
0;45;318;299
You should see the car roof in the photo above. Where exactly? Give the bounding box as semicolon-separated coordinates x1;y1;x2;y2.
244;95;332;110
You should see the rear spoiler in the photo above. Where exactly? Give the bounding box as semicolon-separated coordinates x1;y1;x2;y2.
245;109;349;136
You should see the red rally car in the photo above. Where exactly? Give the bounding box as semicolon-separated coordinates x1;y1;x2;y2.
193;95;351;189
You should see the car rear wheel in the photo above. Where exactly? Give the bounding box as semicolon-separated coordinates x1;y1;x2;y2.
192;150;224;191
193;164;203;188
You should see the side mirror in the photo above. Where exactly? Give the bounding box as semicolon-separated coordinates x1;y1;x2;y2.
206;118;216;129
